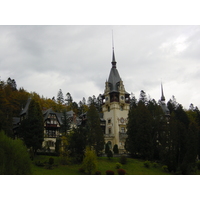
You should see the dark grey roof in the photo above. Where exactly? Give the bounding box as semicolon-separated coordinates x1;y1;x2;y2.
43;108;75;125
20;98;32;116
13;117;20;125
107;49;121;92
108;67;121;92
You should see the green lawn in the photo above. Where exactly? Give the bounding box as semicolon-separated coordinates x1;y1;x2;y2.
31;155;172;175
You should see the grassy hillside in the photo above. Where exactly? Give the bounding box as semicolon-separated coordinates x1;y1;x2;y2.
31;155;172;175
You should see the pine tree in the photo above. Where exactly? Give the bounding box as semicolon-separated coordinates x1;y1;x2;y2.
19;99;44;154
139;90;148;105
86;103;105;156
60;109;70;136
181;121;198;174
126;101;153;159
57;89;64;104
65;92;73;106
67;127;87;163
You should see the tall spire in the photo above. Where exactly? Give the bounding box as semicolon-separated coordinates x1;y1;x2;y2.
111;48;117;68
111;31;117;68
161;83;165;101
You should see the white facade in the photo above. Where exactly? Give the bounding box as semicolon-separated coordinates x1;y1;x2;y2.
102;50;130;152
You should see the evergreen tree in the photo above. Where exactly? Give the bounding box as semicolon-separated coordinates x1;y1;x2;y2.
130;93;137;108
57;89;64;104
181;121;198;174
19;99;44;154
113;144;119;154
67;127;87;163
126;101;153;159
167;96;178;114
139;90;148;105
7;77;17;91
105;142;110;154
86;103;105;156
65;92;73;106
60;109;70;136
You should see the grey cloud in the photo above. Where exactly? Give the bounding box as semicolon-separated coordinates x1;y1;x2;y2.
0;25;200;109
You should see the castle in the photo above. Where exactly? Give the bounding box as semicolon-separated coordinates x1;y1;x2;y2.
101;48;130;153
13;47;169;153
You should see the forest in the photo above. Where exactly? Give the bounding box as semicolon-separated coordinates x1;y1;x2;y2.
1;77;200;175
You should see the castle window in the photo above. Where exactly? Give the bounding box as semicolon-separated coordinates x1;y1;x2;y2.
108;128;111;134
120;105;123;111
108;106;110;112
108;119;111;124
121;127;125;133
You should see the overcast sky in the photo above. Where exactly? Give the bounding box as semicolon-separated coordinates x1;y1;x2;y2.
0;25;200;109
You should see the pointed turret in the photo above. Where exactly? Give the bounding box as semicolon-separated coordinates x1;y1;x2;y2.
108;48;121;92
159;83;170;116
161;83;165;101
111;48;117;68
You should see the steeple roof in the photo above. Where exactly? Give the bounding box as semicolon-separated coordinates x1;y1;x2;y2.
111;48;117;68
161;83;165;101
108;49;121;92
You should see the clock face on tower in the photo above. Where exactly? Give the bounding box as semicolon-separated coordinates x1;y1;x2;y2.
106;97;109;101
121;96;124;100
120;117;124;123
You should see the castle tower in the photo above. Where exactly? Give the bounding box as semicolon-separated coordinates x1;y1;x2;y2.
159;83;170;116
102;48;130;152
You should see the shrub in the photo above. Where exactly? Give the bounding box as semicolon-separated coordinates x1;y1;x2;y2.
162;165;168;172
49;157;54;165
107;150;113;160
113;144;119;154
152;162;158;168
35;161;45;167
117;169;126;175
0;131;32;175
144;160;151;168
95;171;101;175
115;162;122;169
106;170;115;175
119;155;127;164
82;147;97;175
